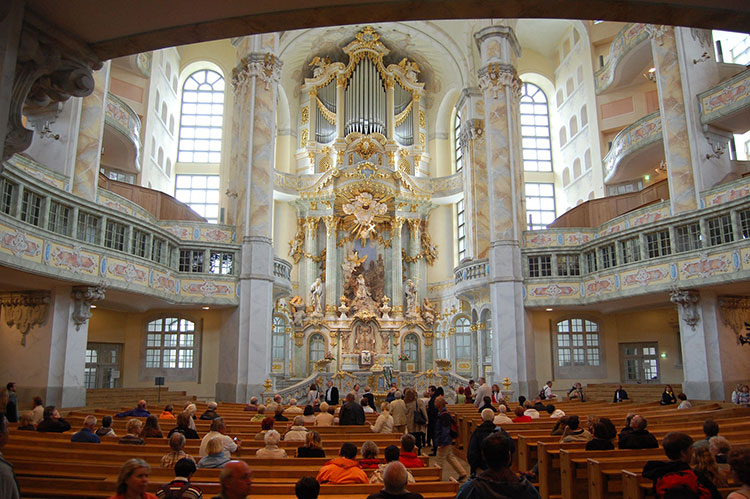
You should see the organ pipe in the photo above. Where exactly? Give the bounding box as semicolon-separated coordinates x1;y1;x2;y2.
343;58;386;136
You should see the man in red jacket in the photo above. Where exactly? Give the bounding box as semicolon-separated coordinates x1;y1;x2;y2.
398;434;424;468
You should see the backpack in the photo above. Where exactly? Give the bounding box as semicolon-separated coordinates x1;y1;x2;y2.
159;481;191;499
655;470;712;499
539;389;546;400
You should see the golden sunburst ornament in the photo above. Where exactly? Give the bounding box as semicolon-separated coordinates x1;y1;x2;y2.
340;190;391;245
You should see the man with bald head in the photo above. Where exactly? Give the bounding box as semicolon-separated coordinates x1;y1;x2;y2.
618;415;658;449
213;460;252;499
115;399;150;418
366;461;424;499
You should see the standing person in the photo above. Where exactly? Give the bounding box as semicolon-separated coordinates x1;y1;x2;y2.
457;433;540;499
107;458;158;499
215;461;253;499
660;385;677;405
613;384;629;403
473;378;492;409
404;388;427;453
567;382;585;402
390;391;408;435
464;381;475;405
433;396;467;481
542;381;557;400
364;386;377;410
455;387;466;404
4;383;17;423
491;385;502;404
371;402;394;433
426;386;441;456
324;381;339;405
156;458;202;498
306;384;319;406
339;393;365;425
0;416;21;499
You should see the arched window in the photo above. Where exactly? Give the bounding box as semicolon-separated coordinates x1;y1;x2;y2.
154;90;160;112
573;158;582;178
436;324;448;359
178;69;225;163
580;105;588;127
403;334;419;370
565;77;574;97
556;89;564;108
569;116;578;136
555;318;600;367
158;147;164;167
562;167;571;187
169;115;175;135
584;148;592;170
559;127;567;146
454;110;463;173
520;82;552;172
144;317;198;376
454;317;471;359
308;333;326;368
161;102;168;124
272;315;287;361
481;309;492;367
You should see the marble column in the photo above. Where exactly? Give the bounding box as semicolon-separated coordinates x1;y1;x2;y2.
390;217;405;315
303;217;321;304
0;1;23;168
649;26;699;214
407;218;421;282
217;34;281;403
0;287;97;408
323;215;339;317
72;62;110;202
670;288;727;400
475;25;536;395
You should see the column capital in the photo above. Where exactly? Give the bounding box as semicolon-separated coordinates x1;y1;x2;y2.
0;291;51;345
645;24;671;46
231;52;282;93
474;25;521;62
71;285;106;331
478;63;522;100
669;287;700;330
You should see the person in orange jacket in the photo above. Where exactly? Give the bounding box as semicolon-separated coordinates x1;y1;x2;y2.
316;442;368;484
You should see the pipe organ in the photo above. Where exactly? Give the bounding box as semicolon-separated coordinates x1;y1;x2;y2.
302;26;425;170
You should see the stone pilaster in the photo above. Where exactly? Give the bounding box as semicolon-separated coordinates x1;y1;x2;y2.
475;25;536;395
390;217;405;314
323;215;339;317
217;34;281;403
72;62;110;201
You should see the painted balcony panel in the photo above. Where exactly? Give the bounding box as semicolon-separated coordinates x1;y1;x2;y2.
603;111;664;184
698;68;750;134
594;23;652;95
103;93;142;174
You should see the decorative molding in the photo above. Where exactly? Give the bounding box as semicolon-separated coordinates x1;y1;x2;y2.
669;287;700;330
231;52;282;93
4;15;102;160
645;24;669;46
718;296;750;343
0;292;51;346
71;285;106;331
478;63;522;100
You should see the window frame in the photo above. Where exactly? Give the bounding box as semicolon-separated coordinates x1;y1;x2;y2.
556;254;580;276
675;222;702;252
454;110;463;173
456;199;466;262
141;315;201;382
174;174;220;224
177;69;225;164
707;214;734;246
454;316;472;360
646;229;671;258
554;317;604;379
525;182;556;230
520;82;553;173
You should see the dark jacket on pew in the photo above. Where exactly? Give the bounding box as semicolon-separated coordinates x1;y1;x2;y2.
37;418;71;433
340;401;365;425
467;422;512;475
619;429;658;449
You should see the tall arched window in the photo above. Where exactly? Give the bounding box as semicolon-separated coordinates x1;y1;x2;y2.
454;110;463;172
308;333;326;368
456;199;466;262
403;334;419;370
454;317;471;359
520;83;552;172
272;315;287;361
178;69;225;163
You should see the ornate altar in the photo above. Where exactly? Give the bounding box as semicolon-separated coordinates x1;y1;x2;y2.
278;27;445;378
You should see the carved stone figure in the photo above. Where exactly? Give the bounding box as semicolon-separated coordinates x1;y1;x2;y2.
338;294;351;320
309;277;323;317
421;297;436;324
351;273;378;315
289;295;306;326
405;279;418;318
379;295;392;319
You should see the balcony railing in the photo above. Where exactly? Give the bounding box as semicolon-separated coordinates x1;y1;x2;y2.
453;258;489;302
104;93;142;170
698;68;750;131
273;257;293;300
603;111;662;183
594;23;649;94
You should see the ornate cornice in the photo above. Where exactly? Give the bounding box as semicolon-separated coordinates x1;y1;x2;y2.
71;285;106;331
0;291;51;345
669;287;700;330
478;63;522;100
231;52;282;93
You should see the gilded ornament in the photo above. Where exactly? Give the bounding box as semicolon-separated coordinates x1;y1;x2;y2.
301;105;309;125
419;133;425;149
300;129;309;147
316;96;336;125
419;110;425;128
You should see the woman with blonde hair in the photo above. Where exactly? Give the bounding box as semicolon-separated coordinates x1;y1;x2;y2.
118;419;145;445
370;402;394;433
107;458;157;499
198;436;231;468
297;430;325;457
692;445;727;488
184;403;198;430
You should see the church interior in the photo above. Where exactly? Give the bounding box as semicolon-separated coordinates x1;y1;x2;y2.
1;1;750;413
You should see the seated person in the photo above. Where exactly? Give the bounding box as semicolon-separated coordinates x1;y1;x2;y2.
643;432;720;498
256;429;288;458
694;419;720;449
198;436;231;468
522;401;540;419
274;405;289;422
613;384;628;403
545;404;565;419
71;415;101;443
512;406;532;423
727;448;750;499
115;399;150;418
585;422;614;450
302;405;316;426
295;476;320;499
159;404;176;420
677;392;692;410
370;403;394;433
17;411;35;431
161;432;194;468
199;401;220;420
156;458;202;498
250;405;267;422
370;445;415;484
567;382;585;401
142;415;164;438
297;430;326;457
96;415;117;438
315;402;334;426
284;399;304;416
398;434;424;468
36;406;71;433
316;442;369;484
619;415;658;450
118;418;145;445
559;415;592;444
360;440;382;469
285;415;309;442
366;461;423;499
255;417;275;441
493;405;514;426
167;412;200;439
477;396;495;413
660;385;677;406
244;396;259;412
361;397;375;414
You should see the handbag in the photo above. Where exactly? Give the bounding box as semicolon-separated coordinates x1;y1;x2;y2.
413;408;427;425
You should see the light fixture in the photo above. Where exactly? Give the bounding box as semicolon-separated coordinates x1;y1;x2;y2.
545;308;553;312
89;304;96;309
660;352;668;358
39;121;60;140
644;174;651;181
644;67;656;82
202;306;210;310
693;52;710;64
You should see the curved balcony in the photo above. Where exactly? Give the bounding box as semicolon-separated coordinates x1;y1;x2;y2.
698;68;750;133
603;111;664;184
273;257;293;300
594;23;651;95
103;93;142;174
453;258;489;302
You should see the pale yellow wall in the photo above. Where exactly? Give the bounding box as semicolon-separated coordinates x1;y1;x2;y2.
426;205;454;283
87;307;225;399
429;137;453;178
531;307;684;389
273;200;298;260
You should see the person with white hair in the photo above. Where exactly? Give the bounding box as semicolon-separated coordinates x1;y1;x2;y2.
366;461;424;499
284;398;304;416
256;430;288;458
71;415;100;443
284;415;309;442
199;417;240;458
371;402;394;433
244;396;259;411
315;402;335;426
390;390;408;435
199;401;220;420
198;436;231;468
493;405;514;426
468;409;512;476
